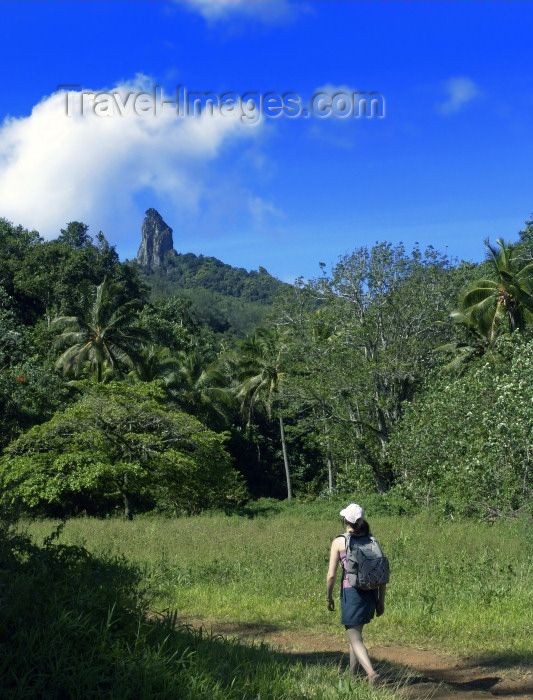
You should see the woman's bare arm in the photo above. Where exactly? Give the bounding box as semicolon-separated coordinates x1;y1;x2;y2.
326;537;342;610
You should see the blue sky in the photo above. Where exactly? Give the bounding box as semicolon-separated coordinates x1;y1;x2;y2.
1;1;532;283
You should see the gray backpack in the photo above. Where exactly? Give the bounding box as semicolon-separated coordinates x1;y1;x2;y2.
342;533;390;590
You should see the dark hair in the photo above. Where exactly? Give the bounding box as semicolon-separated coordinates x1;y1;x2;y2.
344;517;370;537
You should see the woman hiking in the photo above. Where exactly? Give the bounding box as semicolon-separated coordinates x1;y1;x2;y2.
326;503;386;684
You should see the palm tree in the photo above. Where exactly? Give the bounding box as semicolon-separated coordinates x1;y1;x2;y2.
461;238;533;336
436;309;497;374
169;348;235;430
128;344;180;384
236;328;292;500
439;239;533;373
53;277;148;383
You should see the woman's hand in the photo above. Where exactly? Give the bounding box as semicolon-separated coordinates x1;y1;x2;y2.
327;597;335;612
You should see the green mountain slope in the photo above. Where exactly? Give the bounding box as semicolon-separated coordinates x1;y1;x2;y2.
140;252;288;336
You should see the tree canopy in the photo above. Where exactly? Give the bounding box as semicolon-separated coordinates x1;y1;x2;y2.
2;212;533;518
53;277;149;383
0;382;245;518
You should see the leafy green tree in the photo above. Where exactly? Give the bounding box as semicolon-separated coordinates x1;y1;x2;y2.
268;283;340;493
0;219;43;323
110;260;151;309
459;238;533;337
53;277;148;383
236;328;292;499
13;223;121;320
517;213;533;262
436;309;499;374
140;297;200;353
0;219;42;291
169;348;235;430
0;382;246;518
57;221;93;249
438;239;533;374
0;287;64;447
141;252;287;336
387;335;533;518
0;358;64;449
128;344;180;384
273;244;463;492
0;288;27;369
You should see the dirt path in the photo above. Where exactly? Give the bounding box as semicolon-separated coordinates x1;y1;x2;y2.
184;619;533;699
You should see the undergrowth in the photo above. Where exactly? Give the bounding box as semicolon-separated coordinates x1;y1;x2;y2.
1;517;395;699
10;502;533;698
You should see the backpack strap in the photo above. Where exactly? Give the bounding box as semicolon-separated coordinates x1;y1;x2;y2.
340;532;355;580
340;532;362;547
338;533;349;585
339;532;352;551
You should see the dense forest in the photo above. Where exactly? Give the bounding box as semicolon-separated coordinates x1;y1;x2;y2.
2;215;533;520
142;252;287;335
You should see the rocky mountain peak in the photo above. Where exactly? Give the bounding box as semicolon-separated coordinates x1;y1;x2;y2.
136;208;176;269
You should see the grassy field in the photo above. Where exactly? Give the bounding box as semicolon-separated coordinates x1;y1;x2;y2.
7;500;533;698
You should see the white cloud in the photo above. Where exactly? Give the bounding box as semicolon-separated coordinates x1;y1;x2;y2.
182;0;298;24
437;77;480;115
248;194;282;222
0;75;261;246
305;83;368;148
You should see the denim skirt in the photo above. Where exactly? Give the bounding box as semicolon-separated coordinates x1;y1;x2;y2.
340;586;378;627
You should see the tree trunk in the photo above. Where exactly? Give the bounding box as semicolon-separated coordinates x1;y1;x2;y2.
122;474;133;521
326;446;334;490
279;415;292;500
322;417;334;490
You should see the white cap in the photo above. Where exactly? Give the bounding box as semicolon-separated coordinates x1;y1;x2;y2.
339;503;364;524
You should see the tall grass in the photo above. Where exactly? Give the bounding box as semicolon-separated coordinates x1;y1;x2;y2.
2;515;399;700
25;501;533;660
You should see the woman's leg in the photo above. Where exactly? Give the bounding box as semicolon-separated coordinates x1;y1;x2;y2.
346;625;378;680
348;643;359;676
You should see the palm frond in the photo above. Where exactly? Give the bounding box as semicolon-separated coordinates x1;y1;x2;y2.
438;345;478;374
461;282;497;308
